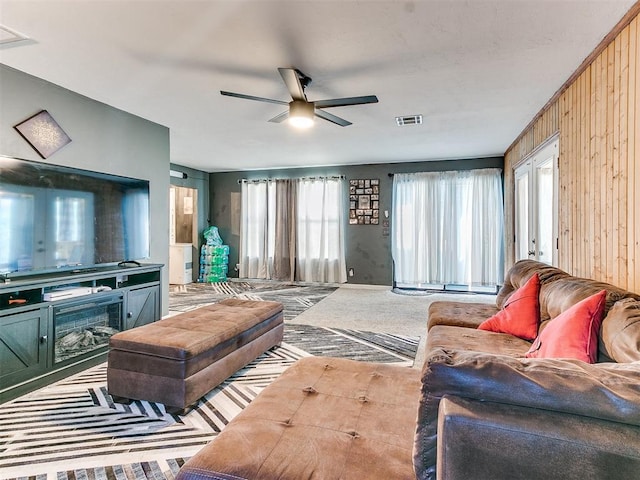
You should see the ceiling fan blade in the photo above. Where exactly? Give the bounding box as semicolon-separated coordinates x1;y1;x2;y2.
278;67;307;101
220;90;288;106
315;109;352;127
268;111;289;123
314;95;379;109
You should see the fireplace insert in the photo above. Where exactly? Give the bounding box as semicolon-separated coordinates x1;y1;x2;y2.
53;293;124;364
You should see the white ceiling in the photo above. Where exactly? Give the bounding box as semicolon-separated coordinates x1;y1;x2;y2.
0;0;635;173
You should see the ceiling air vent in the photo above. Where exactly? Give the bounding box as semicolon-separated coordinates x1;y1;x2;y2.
395;114;423;126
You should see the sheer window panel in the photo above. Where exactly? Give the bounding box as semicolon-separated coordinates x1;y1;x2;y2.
392;168;504;290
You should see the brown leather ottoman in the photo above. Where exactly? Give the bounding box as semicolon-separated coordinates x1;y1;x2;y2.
107;298;284;412
175;356;421;480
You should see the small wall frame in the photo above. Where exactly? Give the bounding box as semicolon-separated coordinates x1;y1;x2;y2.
349;178;379;225
14;110;72;159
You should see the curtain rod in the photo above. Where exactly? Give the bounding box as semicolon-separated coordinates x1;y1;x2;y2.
238;175;345;184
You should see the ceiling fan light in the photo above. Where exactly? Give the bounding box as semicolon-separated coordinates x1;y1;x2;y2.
289;101;315;129
289;115;314;129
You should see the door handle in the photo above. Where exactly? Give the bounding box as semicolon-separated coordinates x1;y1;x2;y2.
528;250;535;256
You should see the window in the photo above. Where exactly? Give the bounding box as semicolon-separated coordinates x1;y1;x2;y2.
240;177;346;283
392;168;504;290
514;137;559;265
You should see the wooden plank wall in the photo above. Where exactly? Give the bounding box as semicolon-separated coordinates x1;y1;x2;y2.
504;11;639;292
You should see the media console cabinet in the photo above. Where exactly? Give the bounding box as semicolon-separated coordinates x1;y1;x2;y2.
0;263;163;403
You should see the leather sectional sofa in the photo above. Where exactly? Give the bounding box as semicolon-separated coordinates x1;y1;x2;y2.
177;260;640;479
418;259;640;479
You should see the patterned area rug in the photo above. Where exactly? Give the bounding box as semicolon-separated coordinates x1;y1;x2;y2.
168;280;338;320
1;281;419;480
0;346;303;480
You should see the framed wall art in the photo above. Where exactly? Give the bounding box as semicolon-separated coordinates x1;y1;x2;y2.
14;110;72;159
349;178;379;225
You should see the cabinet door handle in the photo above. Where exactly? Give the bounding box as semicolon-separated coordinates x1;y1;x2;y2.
40;335;48;344
127;312;133;318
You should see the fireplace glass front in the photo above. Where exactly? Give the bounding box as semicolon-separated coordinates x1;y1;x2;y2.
53;294;123;364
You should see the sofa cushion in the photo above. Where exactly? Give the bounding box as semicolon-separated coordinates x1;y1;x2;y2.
427;302;499;331
541;278;638;321
478;273;540;340
525;290;606;363
496;260;571;319
600;298;640;363
426;325;531;358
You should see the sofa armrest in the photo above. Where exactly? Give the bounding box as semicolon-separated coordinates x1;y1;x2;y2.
413;348;640;480
437;395;640;480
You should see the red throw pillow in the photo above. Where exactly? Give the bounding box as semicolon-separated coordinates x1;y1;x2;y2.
478;273;540;340
525;290;607;363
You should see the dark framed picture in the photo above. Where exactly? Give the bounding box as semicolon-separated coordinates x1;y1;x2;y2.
358;196;371;209
348;178;380;226
14;110;71;158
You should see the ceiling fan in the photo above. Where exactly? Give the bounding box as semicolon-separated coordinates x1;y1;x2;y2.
220;67;378;128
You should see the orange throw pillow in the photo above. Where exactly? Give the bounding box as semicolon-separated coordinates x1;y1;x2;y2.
478;274;540;340
525;290;607;363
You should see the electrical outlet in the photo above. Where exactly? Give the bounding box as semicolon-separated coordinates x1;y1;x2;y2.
348;268;354;277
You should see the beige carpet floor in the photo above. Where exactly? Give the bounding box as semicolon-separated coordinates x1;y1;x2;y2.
291;284;496;368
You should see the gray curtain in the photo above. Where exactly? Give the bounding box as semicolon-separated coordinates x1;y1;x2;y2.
272;179;297;281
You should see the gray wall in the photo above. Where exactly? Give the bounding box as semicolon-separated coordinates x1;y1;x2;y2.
0;65;171;314
210;157;503;285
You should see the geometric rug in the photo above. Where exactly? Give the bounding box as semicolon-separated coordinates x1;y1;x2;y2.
0;344;304;480
167;280;339;320
0;344;300;480
0;305;419;479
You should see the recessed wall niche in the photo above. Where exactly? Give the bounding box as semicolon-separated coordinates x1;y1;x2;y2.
348;178;379;225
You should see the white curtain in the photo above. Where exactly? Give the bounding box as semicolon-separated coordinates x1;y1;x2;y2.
240;177;347;284
239;180;273;278
392;168;504;287
296;177;347;283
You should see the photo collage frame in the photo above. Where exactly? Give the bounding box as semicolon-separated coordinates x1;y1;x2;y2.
349;178;379;225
